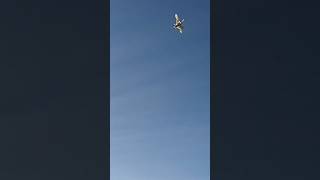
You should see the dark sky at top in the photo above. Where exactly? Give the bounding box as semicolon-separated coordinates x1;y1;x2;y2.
214;0;320;179
0;0;108;179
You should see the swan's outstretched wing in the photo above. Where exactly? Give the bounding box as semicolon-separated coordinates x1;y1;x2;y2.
175;14;180;24
176;26;183;33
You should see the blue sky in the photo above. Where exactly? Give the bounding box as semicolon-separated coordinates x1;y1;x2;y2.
110;0;210;179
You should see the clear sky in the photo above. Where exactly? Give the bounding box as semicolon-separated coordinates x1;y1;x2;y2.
110;0;210;179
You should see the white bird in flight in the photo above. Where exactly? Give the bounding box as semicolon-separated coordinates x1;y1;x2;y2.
173;13;184;34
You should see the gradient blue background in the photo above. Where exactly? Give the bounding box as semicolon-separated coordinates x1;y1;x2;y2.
111;0;210;179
